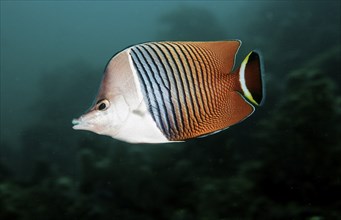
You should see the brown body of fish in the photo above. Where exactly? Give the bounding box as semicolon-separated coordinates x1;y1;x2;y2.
72;40;264;143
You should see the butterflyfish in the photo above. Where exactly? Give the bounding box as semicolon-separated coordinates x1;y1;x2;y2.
72;40;264;143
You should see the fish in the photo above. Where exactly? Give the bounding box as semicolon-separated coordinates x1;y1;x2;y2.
72;40;264;143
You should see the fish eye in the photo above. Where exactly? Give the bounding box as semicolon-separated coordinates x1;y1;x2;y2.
96;99;110;111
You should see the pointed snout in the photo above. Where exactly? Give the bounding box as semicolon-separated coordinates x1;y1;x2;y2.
71;111;97;131
72;118;82;130
72;117;90;130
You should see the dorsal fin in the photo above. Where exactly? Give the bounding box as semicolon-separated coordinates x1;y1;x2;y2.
180;40;241;73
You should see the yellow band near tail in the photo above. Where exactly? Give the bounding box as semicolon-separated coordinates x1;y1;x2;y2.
239;51;259;106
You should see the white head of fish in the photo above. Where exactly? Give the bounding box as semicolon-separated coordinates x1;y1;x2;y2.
71;49;169;143
72;93;130;137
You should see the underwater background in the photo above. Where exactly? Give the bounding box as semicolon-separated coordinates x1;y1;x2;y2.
1;1;340;219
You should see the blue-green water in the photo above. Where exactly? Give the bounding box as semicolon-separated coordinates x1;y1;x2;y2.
1;1;340;219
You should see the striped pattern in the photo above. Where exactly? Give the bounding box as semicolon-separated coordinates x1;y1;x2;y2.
129;42;236;140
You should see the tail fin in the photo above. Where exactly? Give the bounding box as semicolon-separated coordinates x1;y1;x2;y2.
235;51;264;106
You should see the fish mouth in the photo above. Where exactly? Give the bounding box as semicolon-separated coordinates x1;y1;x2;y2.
72;118;80;129
72;117;91;130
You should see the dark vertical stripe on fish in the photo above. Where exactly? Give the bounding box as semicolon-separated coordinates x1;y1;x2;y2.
130;48;167;136
160;42;192;132
181;44;210;117
164;42;197;129
157;43;189;132
193;44;218;113
173;42;204;122
151;43;185;135
186;43;213;115
140;44;179;136
130;50;156;119
136;45;171;135
143;44;179;135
